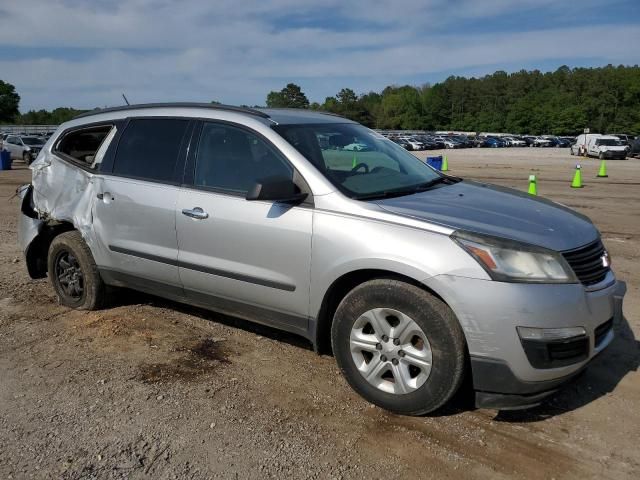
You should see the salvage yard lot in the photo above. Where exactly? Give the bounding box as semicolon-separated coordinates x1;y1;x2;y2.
1;148;638;479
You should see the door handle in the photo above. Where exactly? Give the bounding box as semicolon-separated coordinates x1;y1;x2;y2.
181;207;209;219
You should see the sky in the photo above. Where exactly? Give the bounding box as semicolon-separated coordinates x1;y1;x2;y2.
0;0;639;112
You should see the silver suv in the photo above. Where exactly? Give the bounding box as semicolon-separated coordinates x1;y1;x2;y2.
18;104;626;414
4;135;46;164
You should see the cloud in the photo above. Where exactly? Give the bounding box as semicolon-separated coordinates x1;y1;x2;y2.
0;0;637;110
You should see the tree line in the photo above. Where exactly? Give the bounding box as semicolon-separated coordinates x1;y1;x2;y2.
266;65;640;135
2;64;639;134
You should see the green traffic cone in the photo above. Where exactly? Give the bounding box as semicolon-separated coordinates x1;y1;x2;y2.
571;164;583;188
528;174;537;195
597;159;608;178
441;155;449;172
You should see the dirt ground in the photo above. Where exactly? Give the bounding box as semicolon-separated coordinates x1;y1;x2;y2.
1;148;638;479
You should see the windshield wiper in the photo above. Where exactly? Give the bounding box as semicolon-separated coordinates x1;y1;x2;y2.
412;176;447;191
353;176;452;200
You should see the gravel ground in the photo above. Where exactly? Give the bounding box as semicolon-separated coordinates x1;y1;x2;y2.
0;148;638;479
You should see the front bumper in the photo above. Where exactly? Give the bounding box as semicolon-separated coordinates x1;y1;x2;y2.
601;150;627;159
471;357;588;409
424;273;626;409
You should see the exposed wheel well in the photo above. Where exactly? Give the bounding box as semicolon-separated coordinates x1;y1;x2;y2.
313;269;446;355
25;222;76;279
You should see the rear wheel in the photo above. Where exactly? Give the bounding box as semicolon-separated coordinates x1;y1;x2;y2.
331;279;466;415
47;231;106;310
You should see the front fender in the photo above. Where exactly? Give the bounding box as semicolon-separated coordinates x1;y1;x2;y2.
309;210;488;318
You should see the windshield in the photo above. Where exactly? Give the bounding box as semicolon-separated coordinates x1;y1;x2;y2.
22;137;45;146
596;139;621;146
274;123;443;199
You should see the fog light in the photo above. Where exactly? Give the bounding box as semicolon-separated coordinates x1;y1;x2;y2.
517;326;589;369
517;326;586;341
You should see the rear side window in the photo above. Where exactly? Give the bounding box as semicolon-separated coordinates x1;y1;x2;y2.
113;118;189;183
56;125;114;170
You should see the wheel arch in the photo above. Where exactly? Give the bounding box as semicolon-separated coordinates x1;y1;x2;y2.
25;221;76;279
312;269;448;355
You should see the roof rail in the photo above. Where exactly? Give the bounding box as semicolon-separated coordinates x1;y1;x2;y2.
261;107;345;119
73;102;270;120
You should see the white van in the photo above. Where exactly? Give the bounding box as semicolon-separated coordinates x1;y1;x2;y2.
570;133;602;156
586;135;627;160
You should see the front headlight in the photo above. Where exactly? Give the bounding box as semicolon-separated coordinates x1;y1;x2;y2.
452;231;578;284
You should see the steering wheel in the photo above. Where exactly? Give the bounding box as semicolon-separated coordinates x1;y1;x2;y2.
370;166;388;174
351;162;369;173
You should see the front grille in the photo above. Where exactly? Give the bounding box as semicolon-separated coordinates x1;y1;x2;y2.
562;239;610;286
594;318;613;347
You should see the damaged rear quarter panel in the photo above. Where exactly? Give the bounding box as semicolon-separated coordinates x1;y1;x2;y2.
30;155;98;242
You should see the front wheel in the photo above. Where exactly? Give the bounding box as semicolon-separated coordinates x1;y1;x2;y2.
331;279;466;415
23;151;30;164
47;231;106;310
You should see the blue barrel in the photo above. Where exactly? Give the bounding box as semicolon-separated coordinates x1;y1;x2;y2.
0;150;11;170
426;155;443;171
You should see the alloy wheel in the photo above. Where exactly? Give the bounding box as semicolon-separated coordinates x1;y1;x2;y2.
349;308;432;394
55;250;84;300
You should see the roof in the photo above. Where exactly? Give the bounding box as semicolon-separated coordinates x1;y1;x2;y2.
73;103;353;125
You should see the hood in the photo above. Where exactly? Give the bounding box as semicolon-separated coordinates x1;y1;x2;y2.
376;180;598;251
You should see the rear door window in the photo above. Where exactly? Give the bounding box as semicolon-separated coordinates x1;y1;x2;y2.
113;118;190;183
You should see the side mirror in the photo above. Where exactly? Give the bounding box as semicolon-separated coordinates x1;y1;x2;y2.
246;176;308;204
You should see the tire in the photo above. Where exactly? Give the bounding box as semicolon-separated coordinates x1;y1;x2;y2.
47;231;106;310
22;151;30;164
331;279;466;415
599;152;604;160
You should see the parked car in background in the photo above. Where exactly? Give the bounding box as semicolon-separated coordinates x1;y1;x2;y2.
425;136;446;149
474;137;490;147
3;135;46;164
18;103;625;415
586;136;627;159
399;137;425;151
503;136;527;147
571;133;603;156
628;137;640;158
435;136;462;149
454;135;475;148
484;137;506;148
545;137;571;148
532;136;552;147
391;138;413;150
414;136;439;150
608;133;633;146
343;142;370;152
